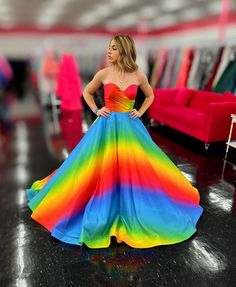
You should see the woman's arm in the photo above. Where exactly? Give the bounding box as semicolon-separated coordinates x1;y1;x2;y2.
83;69;111;118
83;70;103;112
130;71;154;119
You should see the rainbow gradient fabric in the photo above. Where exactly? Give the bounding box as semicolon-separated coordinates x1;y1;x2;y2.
26;83;203;248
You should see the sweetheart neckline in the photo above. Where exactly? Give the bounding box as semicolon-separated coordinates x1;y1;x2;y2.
104;82;138;92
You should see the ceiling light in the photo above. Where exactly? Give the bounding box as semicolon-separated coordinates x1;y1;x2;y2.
0;14;13;22
0;6;9;13
139;5;159;19
77;3;113;27
106;19;121;30
207;1;222;15
180;7;204;21
77;12;99;27
119;13;138;23
37;0;73;28
43;9;63;17
111;0;134;9
94;4;112;18
106;12;138;29
162;0;186;12
152;14;178;28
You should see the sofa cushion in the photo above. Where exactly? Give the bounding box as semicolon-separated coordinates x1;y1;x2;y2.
154;89;177;105
224;91;236;101
155;105;205;130
188;90;226;111
173;88;192;107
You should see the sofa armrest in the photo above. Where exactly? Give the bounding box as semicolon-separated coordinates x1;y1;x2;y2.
153;88;177;105
204;102;236;141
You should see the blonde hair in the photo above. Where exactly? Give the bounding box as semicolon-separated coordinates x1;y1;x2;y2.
111;35;138;72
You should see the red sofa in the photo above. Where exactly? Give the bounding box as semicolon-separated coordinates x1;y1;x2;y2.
149;88;236;148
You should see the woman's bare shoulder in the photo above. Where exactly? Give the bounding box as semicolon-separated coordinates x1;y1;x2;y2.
94;66;112;81
136;69;148;83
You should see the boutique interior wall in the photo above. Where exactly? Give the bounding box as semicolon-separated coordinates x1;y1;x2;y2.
0;22;235;75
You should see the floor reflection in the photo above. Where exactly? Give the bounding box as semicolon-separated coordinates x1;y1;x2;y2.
62;244;150;286
42;108;83;160
59;110;83;152
188;238;227;273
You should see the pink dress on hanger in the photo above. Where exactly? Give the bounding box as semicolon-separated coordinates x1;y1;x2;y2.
56;54;82;110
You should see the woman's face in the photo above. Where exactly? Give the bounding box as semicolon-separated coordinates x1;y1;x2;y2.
107;39;120;64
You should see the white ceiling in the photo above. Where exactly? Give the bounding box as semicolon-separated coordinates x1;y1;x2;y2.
0;0;235;32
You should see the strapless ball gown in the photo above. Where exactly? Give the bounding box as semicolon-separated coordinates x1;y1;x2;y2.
26;83;203;248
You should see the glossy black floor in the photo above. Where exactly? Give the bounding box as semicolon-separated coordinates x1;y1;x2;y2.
0;106;236;287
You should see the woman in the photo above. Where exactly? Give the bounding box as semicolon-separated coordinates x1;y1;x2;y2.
27;35;203;248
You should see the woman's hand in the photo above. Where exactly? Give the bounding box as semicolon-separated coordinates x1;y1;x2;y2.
96;107;111;118
129;109;141;119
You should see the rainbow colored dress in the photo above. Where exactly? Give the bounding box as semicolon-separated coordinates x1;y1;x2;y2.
26;83;203;248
